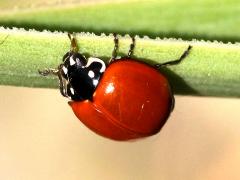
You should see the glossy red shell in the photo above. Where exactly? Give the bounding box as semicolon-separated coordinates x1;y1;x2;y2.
69;59;173;140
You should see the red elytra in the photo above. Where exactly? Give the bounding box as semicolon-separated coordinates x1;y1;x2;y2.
69;59;173;140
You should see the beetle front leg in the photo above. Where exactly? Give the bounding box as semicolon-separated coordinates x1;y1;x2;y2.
38;65;69;98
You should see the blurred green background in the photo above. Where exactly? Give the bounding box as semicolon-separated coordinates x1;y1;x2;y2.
0;0;240;42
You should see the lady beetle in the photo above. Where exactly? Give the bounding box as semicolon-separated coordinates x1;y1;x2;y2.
39;33;192;141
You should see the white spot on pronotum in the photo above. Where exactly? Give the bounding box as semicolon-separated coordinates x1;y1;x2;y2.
88;70;95;78
70;87;74;95
106;83;114;94
70;56;76;66
93;79;99;86
62;66;68;74
86;57;106;72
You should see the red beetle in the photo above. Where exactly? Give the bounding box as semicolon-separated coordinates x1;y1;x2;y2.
39;34;191;140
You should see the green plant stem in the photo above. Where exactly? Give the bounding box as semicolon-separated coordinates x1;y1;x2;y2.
0;27;240;97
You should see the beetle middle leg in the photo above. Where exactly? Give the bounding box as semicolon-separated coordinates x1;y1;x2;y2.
127;36;135;58
109;33;119;63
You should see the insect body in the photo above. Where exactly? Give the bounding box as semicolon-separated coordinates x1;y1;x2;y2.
39;34;192;141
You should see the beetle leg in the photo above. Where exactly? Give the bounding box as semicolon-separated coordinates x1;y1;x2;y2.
56;64;69;97
155;45;192;68
38;68;59;76
127;36;135;58
109;33;119;63
68;33;79;53
38;65;69;98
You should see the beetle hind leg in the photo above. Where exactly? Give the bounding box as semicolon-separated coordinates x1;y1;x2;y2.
155;45;192;68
